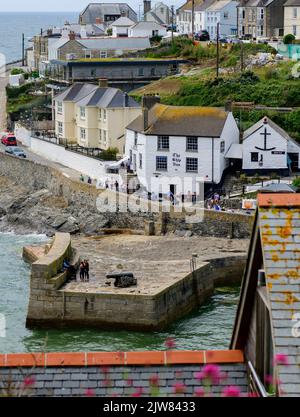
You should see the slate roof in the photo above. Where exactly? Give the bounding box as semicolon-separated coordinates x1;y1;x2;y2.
130;21;166;31
109;16;135;27
258;194;300;397
54;83;140;109
127;104;229;137
238;0;276;6
78;37;151;50
232;193;300;397
79;3;137;24
0;364;248;397
243;117;292;142
284;0;300;5
54;83;97;102
76;87;140;108
195;0;219;12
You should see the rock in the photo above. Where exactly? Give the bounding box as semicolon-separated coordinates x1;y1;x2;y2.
184;231;193;237
80;214;110;234
174;230;187;237
58;220;80;234
50;215;68;229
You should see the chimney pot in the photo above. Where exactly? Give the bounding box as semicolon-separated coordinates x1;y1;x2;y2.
99;78;108;88
68;31;76;41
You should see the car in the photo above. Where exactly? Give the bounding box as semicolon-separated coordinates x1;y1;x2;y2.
5;146;26;158
1;133;17;146
194;30;210;41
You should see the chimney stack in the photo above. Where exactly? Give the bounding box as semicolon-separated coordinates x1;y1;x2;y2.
142;94;160;131
124;92;129;107
225;100;232;112
95;17;103;24
99;78;108;88
144;1;151;16
68;31;76;41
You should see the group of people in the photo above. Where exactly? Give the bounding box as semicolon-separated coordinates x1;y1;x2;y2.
80;174;92;185
206;192;222;211
79;260;90;282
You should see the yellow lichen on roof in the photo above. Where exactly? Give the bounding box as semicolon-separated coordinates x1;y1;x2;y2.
152;104;227;121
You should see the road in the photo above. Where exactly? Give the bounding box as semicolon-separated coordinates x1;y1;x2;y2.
0;140;94;186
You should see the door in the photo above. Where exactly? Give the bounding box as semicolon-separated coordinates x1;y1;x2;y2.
170;184;176;195
288;153;299;172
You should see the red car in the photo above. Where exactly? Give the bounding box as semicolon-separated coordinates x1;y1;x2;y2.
1;134;17;146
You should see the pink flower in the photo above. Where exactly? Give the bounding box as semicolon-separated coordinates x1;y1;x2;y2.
274;353;289;366
222;386;241;397
85;388;95;397
165;337;176;349
132;387;144;397
149;374;160;387
194;387;205;397
101;366;110;374
126;379;133;387
23;376;35;387
173;382;186;394
195;364;222;385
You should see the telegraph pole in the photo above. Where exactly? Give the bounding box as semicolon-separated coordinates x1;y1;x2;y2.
191;0;195;40
171;5;174;44
241;41;244;72
22;33;25;67
216;22;220;79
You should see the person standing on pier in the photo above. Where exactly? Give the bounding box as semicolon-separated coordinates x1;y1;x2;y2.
79;262;85;282
84;260;90;282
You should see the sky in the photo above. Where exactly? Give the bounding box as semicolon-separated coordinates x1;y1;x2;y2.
0;0;185;12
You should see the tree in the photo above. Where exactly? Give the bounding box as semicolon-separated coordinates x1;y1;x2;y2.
283;34;296;45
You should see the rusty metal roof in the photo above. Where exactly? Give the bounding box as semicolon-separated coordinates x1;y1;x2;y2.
258;193;300;396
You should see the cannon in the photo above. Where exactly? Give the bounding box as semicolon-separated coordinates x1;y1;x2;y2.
106;272;137;288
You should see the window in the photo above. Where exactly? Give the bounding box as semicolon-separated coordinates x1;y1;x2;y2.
224;12;229;19
138;68;144;77
99;129;102;143
103;129;107;144
103;109;107;122
57;101;63;114
186;157;198;173
156;156;168;171
134;132;138;147
99;109;102;120
259;8;264;20
80;128;86;141
293;25;297;36
139;153;143;169
80;106;86;119
251;152;259;162
133;154;137;171
293;8;298;18
157;136;169;151
57;121;63;136
186;137;198;152
85;50;92;59
256;290;274;389
220;141;225;153
100;50;107;58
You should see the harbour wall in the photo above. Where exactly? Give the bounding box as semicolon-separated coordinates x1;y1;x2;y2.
26;233;246;331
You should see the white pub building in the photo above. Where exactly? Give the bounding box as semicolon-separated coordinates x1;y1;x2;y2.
125;96;240;197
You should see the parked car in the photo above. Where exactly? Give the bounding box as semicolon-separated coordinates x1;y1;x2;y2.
1;133;17;146
5;146;26;158
195;30;210;41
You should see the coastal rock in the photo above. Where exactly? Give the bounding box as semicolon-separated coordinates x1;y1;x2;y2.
58;216;80;234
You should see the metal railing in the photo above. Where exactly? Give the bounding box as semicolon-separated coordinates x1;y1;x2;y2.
247;361;270;398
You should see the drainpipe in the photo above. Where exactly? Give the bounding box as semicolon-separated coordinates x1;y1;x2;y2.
212;137;215;192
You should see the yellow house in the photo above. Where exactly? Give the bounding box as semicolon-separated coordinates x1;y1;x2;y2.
284;0;300;38
54;81;141;154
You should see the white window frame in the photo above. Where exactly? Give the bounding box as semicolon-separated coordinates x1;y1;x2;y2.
156;156;168;171
80;106;86;120
157;136;169;151
186;157;198;173
100;50;107;58
80;128;86;142
220;141;225;153
103;109;107;122
57;121;63;136
57;101;63;115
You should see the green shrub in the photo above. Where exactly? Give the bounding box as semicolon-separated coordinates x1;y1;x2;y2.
283;34;295;45
100;147;119;161
293;177;300;188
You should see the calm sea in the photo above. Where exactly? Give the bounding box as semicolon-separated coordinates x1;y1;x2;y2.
0;233;239;353
0;12;78;63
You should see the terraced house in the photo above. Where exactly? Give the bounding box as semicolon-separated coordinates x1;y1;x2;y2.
238;0;285;39
54;81;141;153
